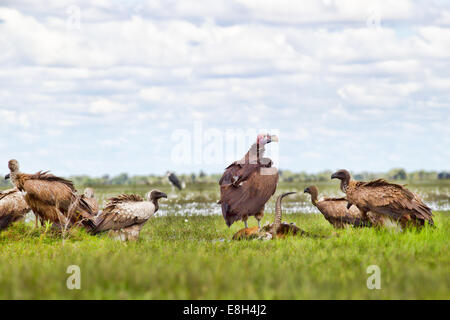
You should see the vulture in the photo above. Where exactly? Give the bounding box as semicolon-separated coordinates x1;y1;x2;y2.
304;186;371;228
331;169;434;229
166;171;183;191
5;159;96;230
233;192;313;240
219;133;279;228
81;188;99;215
93;190;167;241
0;188;30;231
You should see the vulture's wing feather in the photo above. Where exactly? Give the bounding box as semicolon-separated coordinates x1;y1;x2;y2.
94;194;153;233
316;198;370;227
0;188;30;230
220;167;279;226
358;180;433;223
21;172;75;207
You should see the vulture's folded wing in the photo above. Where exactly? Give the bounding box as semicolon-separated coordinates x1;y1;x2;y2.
358;180;432;222
220;167;279;226
93;194;151;233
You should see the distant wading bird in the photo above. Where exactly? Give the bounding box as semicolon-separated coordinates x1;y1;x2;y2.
0;188;30;231
233;192;313;240
219;133;279;229
331;169;434;229
93;190;167;241
304;186;371;228
166;171;183;191
5;159;96;230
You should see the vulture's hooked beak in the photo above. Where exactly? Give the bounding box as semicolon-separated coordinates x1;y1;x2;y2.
160;192;168;199
4;174;10;180
331;172;339;180
270;135;279;143
347;202;353;210
303;188;309;193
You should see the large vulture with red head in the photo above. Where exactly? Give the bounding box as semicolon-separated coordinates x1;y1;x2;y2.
5;159;96;230
304;185;371;228
218;133;279;228
0;188;30;231
331;169;434;229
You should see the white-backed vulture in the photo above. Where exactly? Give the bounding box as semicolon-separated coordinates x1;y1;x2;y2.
5;159;96;230
81;188;99;215
93;190;167;241
233;192;312;240
331;169;434;229
0;188;30;231
219;133;279;228
304;186;371;229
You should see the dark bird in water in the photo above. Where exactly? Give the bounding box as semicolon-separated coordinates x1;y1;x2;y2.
0;188;30;231
304;186;371;228
93;190;167;241
166;171;183;191
219;133;279;229
233;192;315;240
331;169;434;229
5;159;96;230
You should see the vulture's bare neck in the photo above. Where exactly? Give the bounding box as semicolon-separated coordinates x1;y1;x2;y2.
341;179;350;193
240;143;266;165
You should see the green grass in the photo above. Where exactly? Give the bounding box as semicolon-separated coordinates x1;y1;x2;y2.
0;181;448;300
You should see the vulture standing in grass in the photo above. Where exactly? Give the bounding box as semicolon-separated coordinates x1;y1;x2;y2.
304;186;371;228
219;133;279;228
82;188;99;215
93;190;167;241
5;159;96;230
166;171;183;191
331;169;434;229
233;192;314;240
0;188;30;231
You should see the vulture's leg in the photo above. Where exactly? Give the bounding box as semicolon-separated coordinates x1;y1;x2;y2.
255;210;264;229
244;220;248;229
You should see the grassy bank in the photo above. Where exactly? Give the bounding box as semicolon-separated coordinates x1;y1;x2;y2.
0;211;448;300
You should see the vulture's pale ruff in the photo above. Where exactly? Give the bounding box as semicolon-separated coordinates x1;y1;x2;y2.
0;188;30;231
93;190;167;241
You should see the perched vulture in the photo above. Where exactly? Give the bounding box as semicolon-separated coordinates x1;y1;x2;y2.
331;169;434;229
233;192;314;240
219;133;279;228
81;188;99;215
166;171;182;191
304;186;371;228
5;159;96;230
0;188;30;231
93;190;167;241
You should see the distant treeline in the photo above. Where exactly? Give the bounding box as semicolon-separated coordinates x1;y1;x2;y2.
1;168;448;188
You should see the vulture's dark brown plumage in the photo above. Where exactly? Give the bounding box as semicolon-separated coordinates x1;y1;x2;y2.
331;169;434;229
0;188;30;231
219;133;279;228
5;159;96;230
304;186;371;228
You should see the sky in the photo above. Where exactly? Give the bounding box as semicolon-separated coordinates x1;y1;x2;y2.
0;0;449;177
